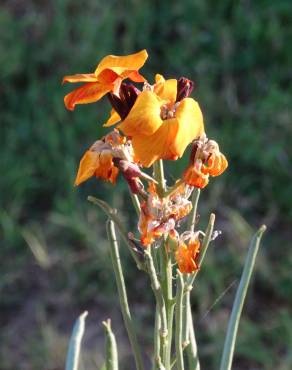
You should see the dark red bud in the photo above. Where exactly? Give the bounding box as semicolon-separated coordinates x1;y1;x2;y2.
107;83;140;120
176;77;194;102
107;93;128;119
190;142;199;163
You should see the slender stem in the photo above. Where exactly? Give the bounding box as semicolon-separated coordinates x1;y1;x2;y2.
153;160;166;195
175;270;185;370
153;305;161;370
88;196;145;270
102;319;118;370
182;188;201;347
181;289;190;348
130;191;141;216
165;254;174;370
144;248;168;365
158;240;174;370
163;179;184;198
153;160;175;369
186;297;200;370
219;225;266;370
187;188;201;232
183;211;215;368
186;213;216;289
106;220;144;370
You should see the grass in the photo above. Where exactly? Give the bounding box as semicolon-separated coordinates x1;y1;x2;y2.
0;0;292;369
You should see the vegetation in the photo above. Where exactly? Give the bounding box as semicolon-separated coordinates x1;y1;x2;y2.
0;1;291;369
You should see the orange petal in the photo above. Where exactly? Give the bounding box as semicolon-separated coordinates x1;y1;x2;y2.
95;152;118;184
103;109;121;127
169;98;204;157
155;74;165;84
208;153;228;176
98;67;146;83
154;77;177;103
74;150;99;186
95;49;148;76
131;118;180;167
183;166;209;188
64;82;112;110
62;73;97;84
127;70;146;83
97;68;120;84
118;91;163;136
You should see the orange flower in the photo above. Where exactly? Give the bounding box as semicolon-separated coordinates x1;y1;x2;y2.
175;234;201;273
63;50;148;110
118;75;204;167
183;135;228;188
75;130;131;186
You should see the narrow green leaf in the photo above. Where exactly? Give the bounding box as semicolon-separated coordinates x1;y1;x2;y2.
102;319;118;370
219;225;267;370
65;311;88;370
88;196;145;270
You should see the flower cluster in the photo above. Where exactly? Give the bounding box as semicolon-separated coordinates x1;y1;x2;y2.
138;183;193;246
63;50;228;273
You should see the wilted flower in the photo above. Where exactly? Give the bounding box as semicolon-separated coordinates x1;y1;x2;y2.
175;232;201;273
74;130;133;186
63;50;148;110
138;183;193;246
118;75;204;167
183;134;228;188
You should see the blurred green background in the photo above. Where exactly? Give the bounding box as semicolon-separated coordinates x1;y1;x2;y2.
1;0;291;369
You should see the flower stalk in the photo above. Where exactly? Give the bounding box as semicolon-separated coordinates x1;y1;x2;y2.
175;270;185;370
153;305;162;370
185;213;216;290
144;248;168;365
106;220;144;370
186;296;200;370
153;159;175;369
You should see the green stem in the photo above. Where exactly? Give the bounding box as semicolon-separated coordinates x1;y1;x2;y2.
182;188;201;347
186;297;200;370
186;213;216;289
102;319;118;370
175;270;185;370
153;305;161;370
144;248;168;365
130;192;141;216
181;289;190;349
88;196;145;271
106;220;144;370
153;160;166;195
183;212;214;368
153;160;175;370
165;254;174;370
187;188;201;232
163;179;184;198
219;225;266;370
